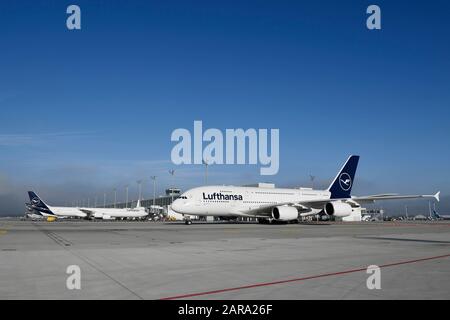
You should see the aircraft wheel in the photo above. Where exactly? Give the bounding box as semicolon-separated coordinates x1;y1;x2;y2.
185;220;192;225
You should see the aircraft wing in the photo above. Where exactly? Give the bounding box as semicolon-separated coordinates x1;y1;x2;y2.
231;191;440;217
79;208;94;214
352;191;440;203
78;208;96;218
231;198;333;217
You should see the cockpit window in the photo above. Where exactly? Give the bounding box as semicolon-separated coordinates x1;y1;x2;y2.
179;196;188;199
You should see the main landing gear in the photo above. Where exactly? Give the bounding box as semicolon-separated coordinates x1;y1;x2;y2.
258;218;272;224
184;219;192;225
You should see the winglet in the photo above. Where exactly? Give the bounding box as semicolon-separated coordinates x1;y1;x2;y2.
434;191;440;202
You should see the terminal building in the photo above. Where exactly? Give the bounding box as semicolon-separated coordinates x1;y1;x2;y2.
106;188;181;210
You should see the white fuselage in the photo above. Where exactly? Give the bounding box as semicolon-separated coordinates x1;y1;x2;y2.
88;207;148;219
171;186;331;217
40;206;147;219
48;206;87;218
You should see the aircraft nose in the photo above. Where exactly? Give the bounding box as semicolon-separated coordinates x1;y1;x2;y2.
171;199;182;213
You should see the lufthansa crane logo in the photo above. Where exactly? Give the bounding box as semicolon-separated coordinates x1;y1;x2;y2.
31;197;41;206
339;173;352;191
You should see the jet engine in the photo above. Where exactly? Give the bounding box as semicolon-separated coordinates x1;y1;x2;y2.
272;206;298;221
324;202;352;217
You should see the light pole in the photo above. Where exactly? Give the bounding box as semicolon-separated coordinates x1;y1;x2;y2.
113;188;117;208
87;198;90;208
203;158;210;185
151;176;157;206
309;174;316;189
95;196;98;208
103;192;106;207
428;201;432;220
137;180;143;202
125;184;129;209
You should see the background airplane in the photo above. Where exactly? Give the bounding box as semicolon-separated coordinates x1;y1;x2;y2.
433;209;450;220
28;191;87;218
28;191;148;220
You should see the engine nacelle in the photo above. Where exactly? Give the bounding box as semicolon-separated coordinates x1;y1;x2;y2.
272;206;298;221
324;202;352;217
102;215;113;220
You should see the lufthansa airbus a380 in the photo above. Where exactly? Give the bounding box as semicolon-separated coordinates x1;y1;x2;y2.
171;155;440;225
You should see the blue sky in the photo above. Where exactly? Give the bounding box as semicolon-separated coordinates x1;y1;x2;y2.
0;0;449;215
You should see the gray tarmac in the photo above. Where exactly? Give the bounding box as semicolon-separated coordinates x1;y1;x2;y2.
0;220;449;300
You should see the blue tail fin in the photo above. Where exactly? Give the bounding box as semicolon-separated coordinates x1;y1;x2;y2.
28;191;50;210
328;155;360;199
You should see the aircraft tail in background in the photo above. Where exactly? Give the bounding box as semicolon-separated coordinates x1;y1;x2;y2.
327;155;360;199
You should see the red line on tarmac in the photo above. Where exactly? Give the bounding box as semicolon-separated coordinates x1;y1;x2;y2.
388;222;450;228
159;253;450;300
326;222;450;228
